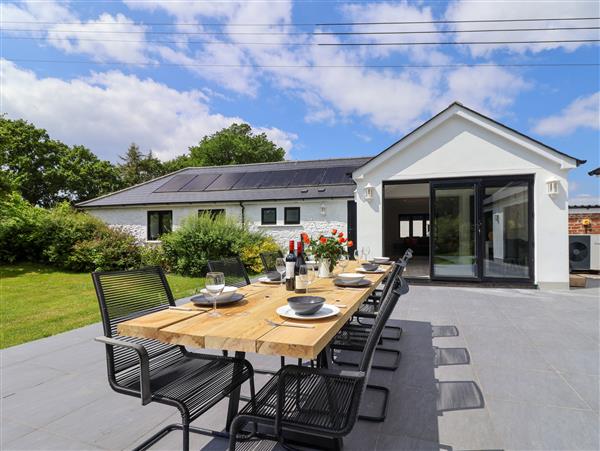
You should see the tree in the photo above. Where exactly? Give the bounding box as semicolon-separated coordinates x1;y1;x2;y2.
118;143;165;186
188;123;285;167
0;117;120;206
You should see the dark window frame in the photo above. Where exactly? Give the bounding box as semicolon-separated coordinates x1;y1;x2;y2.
261;207;277;225
198;208;225;219
147;210;173;240
284;207;301;225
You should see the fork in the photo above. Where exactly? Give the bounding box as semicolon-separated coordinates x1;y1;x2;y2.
265;319;315;329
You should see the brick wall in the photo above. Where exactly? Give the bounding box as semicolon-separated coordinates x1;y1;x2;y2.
569;213;600;235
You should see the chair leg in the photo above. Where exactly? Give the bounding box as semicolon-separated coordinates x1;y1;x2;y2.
132;423;229;451
182;422;190;451
332;347;401;371
358;385;389;422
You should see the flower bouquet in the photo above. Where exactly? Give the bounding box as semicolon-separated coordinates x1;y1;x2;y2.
301;229;353;277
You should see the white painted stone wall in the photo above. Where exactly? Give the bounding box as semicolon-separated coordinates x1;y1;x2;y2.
84;199;350;250
354;111;576;289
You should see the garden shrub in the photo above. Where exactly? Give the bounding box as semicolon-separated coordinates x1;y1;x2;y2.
140;243;170;271
240;239;281;273
0;193;50;263
161;213;279;276
67;227;142;272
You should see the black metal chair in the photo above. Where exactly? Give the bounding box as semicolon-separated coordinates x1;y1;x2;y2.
207;256;251;287
92;266;255;451
259;250;284;273
228;273;407;451
330;260;407;372
355;249;413;341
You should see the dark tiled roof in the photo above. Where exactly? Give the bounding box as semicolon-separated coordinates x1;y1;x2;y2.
77;157;370;208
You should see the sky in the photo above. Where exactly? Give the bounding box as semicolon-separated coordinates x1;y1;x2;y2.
1;0;599;203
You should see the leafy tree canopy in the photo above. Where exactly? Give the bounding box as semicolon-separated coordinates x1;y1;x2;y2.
188;123;285;166
0;117;121;207
118;143;166;187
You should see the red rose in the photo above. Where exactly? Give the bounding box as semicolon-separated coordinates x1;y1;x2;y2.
338;237;347;243
347;240;354;247
331;229;337;235
303;233;310;244
338;232;344;238
319;236;327;244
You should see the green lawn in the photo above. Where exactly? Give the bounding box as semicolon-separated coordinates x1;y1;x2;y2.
0;264;203;349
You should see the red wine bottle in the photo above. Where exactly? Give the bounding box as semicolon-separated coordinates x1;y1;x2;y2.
285;240;296;291
295;240;307;293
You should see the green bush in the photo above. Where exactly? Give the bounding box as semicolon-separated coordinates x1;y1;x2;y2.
67;227;142;272
0;193;50;263
140;244;170;271
0;193;141;272
240;240;281;273
161;213;279;276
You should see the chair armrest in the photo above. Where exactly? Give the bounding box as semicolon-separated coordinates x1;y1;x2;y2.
275;365;365;433
94;336;152;405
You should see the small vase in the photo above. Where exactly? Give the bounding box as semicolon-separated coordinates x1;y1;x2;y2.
318;258;331;278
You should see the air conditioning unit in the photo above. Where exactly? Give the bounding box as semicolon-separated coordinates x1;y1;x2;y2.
569;235;600;271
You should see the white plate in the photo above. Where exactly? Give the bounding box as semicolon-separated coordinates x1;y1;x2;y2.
356;268;385;273
276;304;340;320
258;276;284;284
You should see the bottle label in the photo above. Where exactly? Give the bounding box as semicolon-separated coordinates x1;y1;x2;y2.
295;276;306;290
286;262;295;279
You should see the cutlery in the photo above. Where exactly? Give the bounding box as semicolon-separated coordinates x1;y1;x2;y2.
265;319;315;329
169;306;201;312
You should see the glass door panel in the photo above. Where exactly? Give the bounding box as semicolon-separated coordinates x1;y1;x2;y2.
431;184;478;279
482;181;530;279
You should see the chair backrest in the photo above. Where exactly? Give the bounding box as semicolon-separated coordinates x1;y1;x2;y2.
92;266;177;380
359;272;408;374
260;250;284;273
207;257;250;287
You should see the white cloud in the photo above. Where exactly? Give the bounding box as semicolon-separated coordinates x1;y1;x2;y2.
123;0;529;134
533;92;600;136
1;1;149;62
0;60;296;161
445;1;600;56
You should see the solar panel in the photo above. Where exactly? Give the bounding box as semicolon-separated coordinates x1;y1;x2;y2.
178;174;220;192
204;172;244;191
259;169;296;188
321;166;355;185
154;174;197;193
232;171;267;189
290;168;325;186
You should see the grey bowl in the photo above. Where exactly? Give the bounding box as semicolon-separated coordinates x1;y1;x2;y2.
266;271;282;281
287;296;325;315
361;263;379;272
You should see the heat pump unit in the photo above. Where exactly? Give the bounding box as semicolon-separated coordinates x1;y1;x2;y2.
569;235;600;271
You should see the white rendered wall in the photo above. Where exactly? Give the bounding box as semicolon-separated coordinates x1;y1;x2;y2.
85;198;349;250
354;114;572;289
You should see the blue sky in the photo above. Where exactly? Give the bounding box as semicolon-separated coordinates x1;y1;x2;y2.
1;0;599;201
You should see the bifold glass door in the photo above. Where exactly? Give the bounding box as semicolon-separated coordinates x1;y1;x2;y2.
431;183;479;279
430;177;532;282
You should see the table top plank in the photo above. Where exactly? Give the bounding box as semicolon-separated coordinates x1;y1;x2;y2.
117;262;390;359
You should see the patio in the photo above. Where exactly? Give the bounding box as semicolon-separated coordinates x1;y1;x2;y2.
2;284;598;451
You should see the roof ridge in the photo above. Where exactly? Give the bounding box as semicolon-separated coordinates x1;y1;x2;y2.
178;156;373;171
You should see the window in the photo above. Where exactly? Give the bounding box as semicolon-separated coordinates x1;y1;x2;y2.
198;208;225;219
284;207;301;225
399;214;428;239
261;208;277;225
147;211;172;240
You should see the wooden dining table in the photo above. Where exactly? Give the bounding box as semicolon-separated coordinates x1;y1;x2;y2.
117;260;391;430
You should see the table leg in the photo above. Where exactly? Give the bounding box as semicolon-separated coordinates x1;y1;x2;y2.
226;351;245;431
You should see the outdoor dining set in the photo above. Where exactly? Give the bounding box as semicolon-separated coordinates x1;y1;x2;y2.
92;247;413;451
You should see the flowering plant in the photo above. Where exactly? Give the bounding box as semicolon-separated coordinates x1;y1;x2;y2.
301;229;353;272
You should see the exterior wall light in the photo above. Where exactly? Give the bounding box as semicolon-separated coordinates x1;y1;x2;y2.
546;179;559;197
320;203;326;216
364;183;374;200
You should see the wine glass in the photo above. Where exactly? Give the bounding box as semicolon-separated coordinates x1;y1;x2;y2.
275;257;286;290
205;272;225;317
364;246;371;262
307;262;317;292
353;248;361;263
339;253;349;274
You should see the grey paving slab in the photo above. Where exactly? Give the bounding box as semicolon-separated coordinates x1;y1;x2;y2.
486;398;600;450
559;372;600;411
475;366;589;409
1;285;598;451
